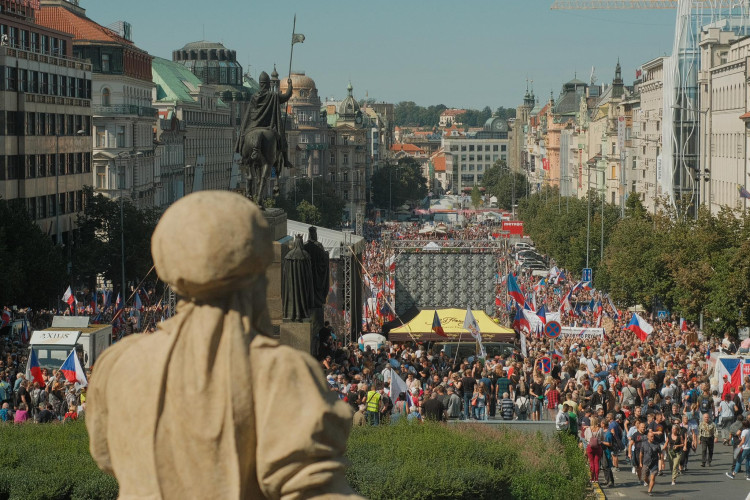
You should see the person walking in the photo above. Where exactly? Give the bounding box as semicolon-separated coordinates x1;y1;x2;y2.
556;404;570;433
698;411;718;467
641;429;665;496
666;419;686;486
718;394;737;444
500;392;515;420
585;417;603;483
726;419;750;481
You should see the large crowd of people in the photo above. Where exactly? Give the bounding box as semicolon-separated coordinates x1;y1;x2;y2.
324;218;750;495
3;216;750;496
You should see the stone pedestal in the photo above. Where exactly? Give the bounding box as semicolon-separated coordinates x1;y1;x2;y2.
262;208;290;326
279;319;315;356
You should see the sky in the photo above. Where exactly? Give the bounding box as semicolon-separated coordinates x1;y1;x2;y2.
83;0;678;110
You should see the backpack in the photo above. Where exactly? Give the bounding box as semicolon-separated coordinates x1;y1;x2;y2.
588;434;600;449
517;397;530;416
699;398;710;413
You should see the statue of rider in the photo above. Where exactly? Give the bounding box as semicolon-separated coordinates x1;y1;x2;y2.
236;70;294;169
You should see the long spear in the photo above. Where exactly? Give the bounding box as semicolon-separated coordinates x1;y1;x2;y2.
288;14;305;80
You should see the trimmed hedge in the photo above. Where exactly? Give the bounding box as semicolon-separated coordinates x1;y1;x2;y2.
0;421;588;500
0;422;117;500
346;422;589;500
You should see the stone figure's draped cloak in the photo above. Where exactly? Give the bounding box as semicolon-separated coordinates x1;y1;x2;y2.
303;238;330;309
282;235;314;321
86;191;360;500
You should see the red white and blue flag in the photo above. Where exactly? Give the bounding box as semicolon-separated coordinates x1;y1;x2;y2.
432;310;447;337
536;304;547;325
507;272;525;307
135;292;143;311
626;313;653;341
0;309;10;328
62;286;75;312
20;319;30;344
59;350;88;387
717;357;747;393
679;317;688;332
26;348;44;386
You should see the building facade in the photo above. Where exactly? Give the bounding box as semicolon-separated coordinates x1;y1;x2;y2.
0;0;92;246
442;124;510;192
38;0;158;210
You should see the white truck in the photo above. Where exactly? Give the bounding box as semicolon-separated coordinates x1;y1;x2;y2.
29;316;112;370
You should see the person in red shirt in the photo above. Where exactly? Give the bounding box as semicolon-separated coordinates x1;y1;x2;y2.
546;381;561;421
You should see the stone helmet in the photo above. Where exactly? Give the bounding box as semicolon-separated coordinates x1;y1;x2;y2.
259;71;270;90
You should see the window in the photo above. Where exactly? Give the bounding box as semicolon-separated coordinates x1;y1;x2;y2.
469;145;475;151
96;129;106;147
117;125;125;148
102;88;111;106
329;152;335;165
501;145;507;152
343;171;348;182
493;145;499;152
102;54;110;73
343;153;349;165
38;155;47;177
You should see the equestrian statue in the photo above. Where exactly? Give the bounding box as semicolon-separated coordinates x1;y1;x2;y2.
235;71;293;205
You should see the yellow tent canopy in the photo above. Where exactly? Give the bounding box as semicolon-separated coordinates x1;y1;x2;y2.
388;308;515;342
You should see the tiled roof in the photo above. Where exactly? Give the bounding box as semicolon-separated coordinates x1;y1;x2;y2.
432;154;446;172
391;143;425;154
37;6;133;45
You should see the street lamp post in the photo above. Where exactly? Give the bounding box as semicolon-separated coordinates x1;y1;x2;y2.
117;151;143;301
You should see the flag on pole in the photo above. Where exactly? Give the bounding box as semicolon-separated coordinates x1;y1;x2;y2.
679;317;688;332
390;368;409;399
292;33;306;45
62;286;75;311
60;350;88;387
536;304;547;325
26;348;44;386
135;292;143;311
115;293;122;310
0;308;10;328
20;319;30;344
432;310;447;337
463;306;481;341
91;290;98;314
507;273;525;307
626;313;653;341
520;332;528;358
738;184;750;199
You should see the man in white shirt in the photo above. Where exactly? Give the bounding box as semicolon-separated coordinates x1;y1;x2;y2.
556;403;570;432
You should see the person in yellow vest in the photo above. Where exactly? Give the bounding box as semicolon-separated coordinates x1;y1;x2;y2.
365;382;383;426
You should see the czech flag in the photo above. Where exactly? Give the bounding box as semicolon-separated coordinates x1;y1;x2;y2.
679;317;688;332
59;350;88;387
717;357;746;393
626;313;653;341
20;319;30;344
432;310;447;337
62;286;75;312
115;292;122;311
0;309;10;328
135;292;143;311
536;304;547;325
26;349;44;386
507;272;525;307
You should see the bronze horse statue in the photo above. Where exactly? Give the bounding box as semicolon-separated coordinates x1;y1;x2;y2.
239;127;282;205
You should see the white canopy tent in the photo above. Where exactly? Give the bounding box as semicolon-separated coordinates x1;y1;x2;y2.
287;220;366;259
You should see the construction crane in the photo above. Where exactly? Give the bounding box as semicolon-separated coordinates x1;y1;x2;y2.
550;0;710;8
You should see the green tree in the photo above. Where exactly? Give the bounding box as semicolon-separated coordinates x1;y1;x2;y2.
296;200;321;225
274;177;346;230
470;185;482;209
72;187;159;293
481;161;526;210
370;157;428;212
0;199;66;308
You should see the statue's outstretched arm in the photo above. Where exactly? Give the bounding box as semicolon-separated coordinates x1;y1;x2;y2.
280;79;293;103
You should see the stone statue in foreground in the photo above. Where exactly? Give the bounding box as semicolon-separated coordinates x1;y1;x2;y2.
86;191;361;499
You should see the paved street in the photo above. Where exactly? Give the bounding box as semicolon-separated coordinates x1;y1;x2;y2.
605;445;750;499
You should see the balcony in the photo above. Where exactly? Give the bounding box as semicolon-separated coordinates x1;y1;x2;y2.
0;46;92;72
93;105;158;118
